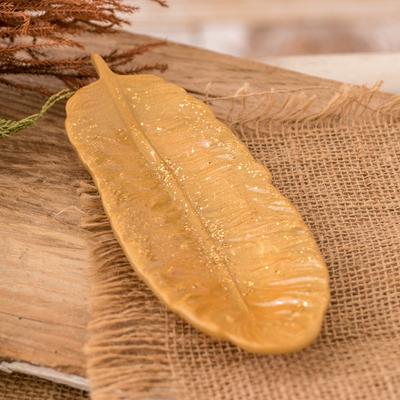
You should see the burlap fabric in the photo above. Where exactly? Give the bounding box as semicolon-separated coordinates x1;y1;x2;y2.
79;86;400;400
0;371;88;400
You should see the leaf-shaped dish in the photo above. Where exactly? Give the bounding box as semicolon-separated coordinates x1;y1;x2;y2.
66;54;329;354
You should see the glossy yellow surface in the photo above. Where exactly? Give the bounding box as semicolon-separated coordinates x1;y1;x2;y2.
65;54;330;354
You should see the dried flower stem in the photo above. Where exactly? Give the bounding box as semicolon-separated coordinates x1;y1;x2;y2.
0;88;74;137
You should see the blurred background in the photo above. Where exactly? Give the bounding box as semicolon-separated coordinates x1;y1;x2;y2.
126;0;400;91
130;0;400;58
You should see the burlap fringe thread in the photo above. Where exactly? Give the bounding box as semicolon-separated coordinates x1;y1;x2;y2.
205;82;400;127
80;83;400;400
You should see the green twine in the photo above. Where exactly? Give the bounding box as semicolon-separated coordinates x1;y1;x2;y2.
0;89;75;138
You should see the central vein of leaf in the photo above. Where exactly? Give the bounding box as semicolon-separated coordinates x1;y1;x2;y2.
95;62;249;311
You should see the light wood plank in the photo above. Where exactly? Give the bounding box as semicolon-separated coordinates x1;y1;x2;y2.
0;361;88;391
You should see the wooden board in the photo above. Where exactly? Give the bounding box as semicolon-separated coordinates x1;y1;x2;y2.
0;31;392;378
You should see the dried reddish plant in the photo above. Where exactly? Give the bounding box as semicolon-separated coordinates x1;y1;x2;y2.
0;0;168;94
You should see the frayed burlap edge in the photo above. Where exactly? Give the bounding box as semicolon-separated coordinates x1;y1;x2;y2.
0;370;88;400
204;82;400;125
79;182;180;400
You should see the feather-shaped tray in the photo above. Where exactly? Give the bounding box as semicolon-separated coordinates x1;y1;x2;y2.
65;54;329;354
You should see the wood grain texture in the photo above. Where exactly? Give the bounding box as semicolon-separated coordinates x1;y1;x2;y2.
0;31;393;376
0;90;90;375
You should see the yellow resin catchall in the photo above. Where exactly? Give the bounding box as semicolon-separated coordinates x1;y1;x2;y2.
65;54;330;354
